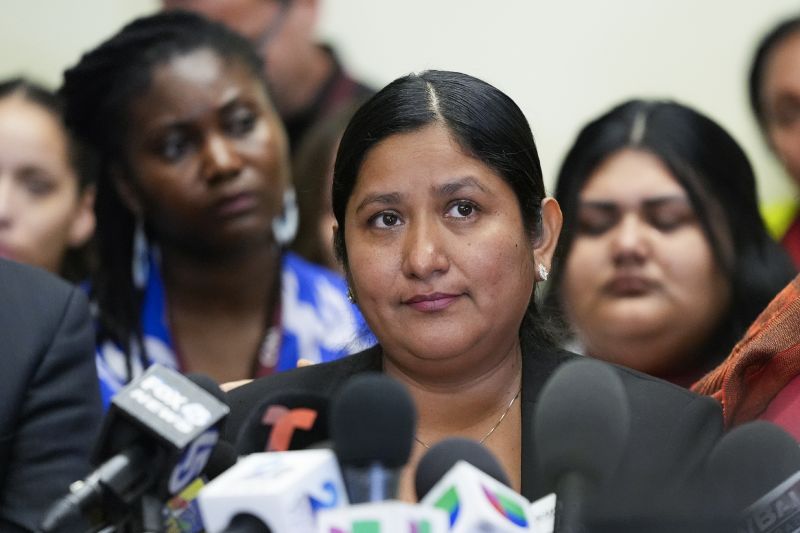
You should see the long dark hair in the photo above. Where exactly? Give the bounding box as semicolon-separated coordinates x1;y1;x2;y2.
60;11;269;375
545;99;796;369
0;77;97;282
749;15;800;130
332;70;556;346
291;102;361;270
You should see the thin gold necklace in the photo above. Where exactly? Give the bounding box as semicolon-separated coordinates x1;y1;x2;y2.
413;386;522;449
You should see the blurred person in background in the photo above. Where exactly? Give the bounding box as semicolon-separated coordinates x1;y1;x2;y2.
0;78;95;283
693;271;800;440
161;0;375;153
750;15;800;267
291;103;361;272
544;100;795;387
60;11;369;408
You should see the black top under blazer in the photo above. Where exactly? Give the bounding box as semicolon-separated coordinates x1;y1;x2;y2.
226;337;724;526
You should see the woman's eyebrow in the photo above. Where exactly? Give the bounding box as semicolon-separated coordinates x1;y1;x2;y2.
578;195;688;210
435;176;490;197
354;176;491;213
642;195;690;209
354;191;404;214
578;200;617;211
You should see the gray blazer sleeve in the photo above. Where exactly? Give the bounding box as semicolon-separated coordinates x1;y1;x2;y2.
0;263;102;532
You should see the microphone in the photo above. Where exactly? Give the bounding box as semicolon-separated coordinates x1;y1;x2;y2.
162;441;241;533
416;438;531;531
743;471;800;533
204;440;239;480
235;391;330;454
39;365;229;532
704;420;800;531
414;437;510;500
222;513;272;533
330;373;416;503
197;448;348;532
317;501;449;533
533;358;630;533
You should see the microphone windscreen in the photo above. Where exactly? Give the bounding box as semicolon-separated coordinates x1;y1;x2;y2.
414;437;510;500
186;373;228;404
224;513;273;532
704;420;800;512
204;440;238;480
534;358;630;491
235;391;330;454
331;372;416;468
187;373;229;433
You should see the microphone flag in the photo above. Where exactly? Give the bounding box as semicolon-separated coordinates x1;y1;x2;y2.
420;461;531;532
198;449;348;533
316;501;448;533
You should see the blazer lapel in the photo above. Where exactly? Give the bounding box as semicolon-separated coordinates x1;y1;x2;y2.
520;341;577;500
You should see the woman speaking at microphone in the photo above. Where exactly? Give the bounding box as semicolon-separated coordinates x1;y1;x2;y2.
225;70;725;523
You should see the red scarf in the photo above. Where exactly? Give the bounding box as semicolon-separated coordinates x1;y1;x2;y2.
692;274;800;431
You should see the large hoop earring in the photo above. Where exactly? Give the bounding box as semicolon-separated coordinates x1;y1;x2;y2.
272;187;299;247
132;218;150;290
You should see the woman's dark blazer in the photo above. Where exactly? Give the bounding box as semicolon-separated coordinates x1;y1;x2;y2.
0;260;102;532
226;338;723;524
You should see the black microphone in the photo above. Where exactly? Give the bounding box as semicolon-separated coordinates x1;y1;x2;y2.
414;437;510;501
704;420;800;531
204;440;238;481
330;372;416;503
39;366;229;533
533;358;630;533
234;390;330;454
222;513;273;533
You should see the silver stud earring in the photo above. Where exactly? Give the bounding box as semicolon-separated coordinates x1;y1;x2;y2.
346;286;356;304
537;263;549;282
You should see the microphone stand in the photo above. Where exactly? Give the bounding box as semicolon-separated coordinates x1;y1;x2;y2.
123;493;163;533
554;472;590;533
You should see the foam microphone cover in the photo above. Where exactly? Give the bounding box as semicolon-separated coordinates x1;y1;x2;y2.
187;373;228;403
223;513;273;532
415;437;510;500
533;358;631;492
704;420;800;514
204;440;238;480
235;390;330;454
187;372;229;437
330;373;417;469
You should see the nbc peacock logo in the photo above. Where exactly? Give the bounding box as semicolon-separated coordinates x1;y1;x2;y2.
481;484;528;527
434;486;461;526
434;483;528;528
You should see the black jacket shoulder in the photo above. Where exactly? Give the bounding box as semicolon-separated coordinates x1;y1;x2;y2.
225;346;382;442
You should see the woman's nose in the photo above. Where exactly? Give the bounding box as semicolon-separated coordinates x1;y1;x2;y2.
203;133;244;183
401;216;450;280
610;213;648;266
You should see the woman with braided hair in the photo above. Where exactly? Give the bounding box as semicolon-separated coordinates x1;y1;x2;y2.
60;10;370;406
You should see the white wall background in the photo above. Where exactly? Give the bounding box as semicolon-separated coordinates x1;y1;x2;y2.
1;0;798;203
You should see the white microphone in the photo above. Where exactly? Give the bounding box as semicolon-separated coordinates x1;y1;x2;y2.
316;501;448;533
420;461;532;532
528;493;556;533
198;449;348;533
